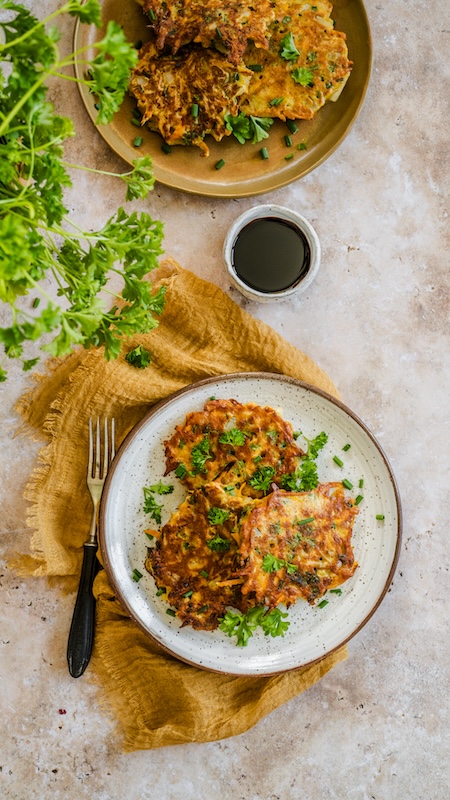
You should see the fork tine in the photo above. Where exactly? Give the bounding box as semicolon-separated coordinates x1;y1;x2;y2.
88;417;94;478
94;417;101;479
102;418;109;479
111;418;116;461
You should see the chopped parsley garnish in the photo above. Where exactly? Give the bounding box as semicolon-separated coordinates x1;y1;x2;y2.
191;435;212;474
219;428;247;446
249;465;276;493
207;507;231;525
142;488;163;524
303;431;328;459
291;67;315;86
147;481;174;495
207;534;230;552
225;113;274;144
219;606;290;646
279;32;300;61
262;553;297;575
281;459;319;491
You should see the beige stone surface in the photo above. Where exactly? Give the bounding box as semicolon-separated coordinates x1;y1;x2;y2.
1;1;449;798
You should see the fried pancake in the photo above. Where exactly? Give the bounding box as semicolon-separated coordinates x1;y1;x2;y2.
141;0;275;65
129;41;252;155
239;483;358;607
242;0;352;121
164;398;304;494
145;483;255;630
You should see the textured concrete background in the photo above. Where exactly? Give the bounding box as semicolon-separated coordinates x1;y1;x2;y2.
1;1;449;798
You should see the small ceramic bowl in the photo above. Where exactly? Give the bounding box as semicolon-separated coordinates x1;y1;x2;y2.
223;204;321;302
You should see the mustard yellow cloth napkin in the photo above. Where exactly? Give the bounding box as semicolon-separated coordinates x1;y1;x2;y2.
14;260;347;751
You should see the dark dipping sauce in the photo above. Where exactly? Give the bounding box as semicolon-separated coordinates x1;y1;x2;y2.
232;217;311;293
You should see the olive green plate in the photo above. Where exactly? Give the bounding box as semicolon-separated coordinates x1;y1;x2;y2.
73;0;372;198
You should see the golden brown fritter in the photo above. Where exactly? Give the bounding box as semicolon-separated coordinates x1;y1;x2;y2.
240;483;358;608
241;0;352;121
163;398;304;494
239;483;358;608
145;483;255;630
141;0;275;65
128;41;252;155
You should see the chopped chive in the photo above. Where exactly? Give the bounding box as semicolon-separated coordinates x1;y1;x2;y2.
284;134;292;147
156;587;166;596
298;517;315;525
286;120;299;134
376;514;385;521
132;107;142;119
342;479;353;490
94;102;100;110
32;297;40;308
183;590;193;598
148;8;156;20
260;147;269;160
131;118;141;127
359;478;364;488
249;64;263;72
355;494;364;505
166;608;176;617
200;570;209;578
161;143;172;154
330;588;343;595
342;443;351;451
215;158;226;170
297;141;307;150
269;97;284;107
191;103;199;118
318;599;328;608
133;136;143;147
285;153;294;161
197;605;210;614
333;455;344;467
145;532;154;540
132;568;143;582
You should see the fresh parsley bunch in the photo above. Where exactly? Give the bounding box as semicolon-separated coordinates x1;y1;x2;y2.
0;0;163;380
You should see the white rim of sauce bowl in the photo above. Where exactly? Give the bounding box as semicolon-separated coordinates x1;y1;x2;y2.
223;204;321;302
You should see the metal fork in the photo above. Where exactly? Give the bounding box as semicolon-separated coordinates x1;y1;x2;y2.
67;417;115;678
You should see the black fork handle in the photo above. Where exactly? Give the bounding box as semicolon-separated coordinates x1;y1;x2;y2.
67;543;100;678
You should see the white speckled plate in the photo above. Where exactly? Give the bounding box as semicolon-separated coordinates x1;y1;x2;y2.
99;373;401;675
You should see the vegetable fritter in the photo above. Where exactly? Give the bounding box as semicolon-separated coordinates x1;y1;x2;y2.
163;398;304;493
129;41;252;155
242;0;353;121
141;0;275;64
239;483;358;608
145;483;255;630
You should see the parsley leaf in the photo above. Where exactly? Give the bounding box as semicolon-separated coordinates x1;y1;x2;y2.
207;507;231;525
248;465;276;493
125;345;152;369
147;481;174;495
142;488;163;524
291;67;315;87
218;428;247;447
279;32;300;61
219;606;290;646
191;435;212;474
207;534;230;552
281;459;319;491
225;112;274;144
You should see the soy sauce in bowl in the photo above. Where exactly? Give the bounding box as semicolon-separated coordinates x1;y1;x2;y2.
224;204;321;303
232;216;311;293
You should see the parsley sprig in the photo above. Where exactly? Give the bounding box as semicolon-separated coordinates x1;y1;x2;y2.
225;113;274;144
0;0;162;380
219;606;290;646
